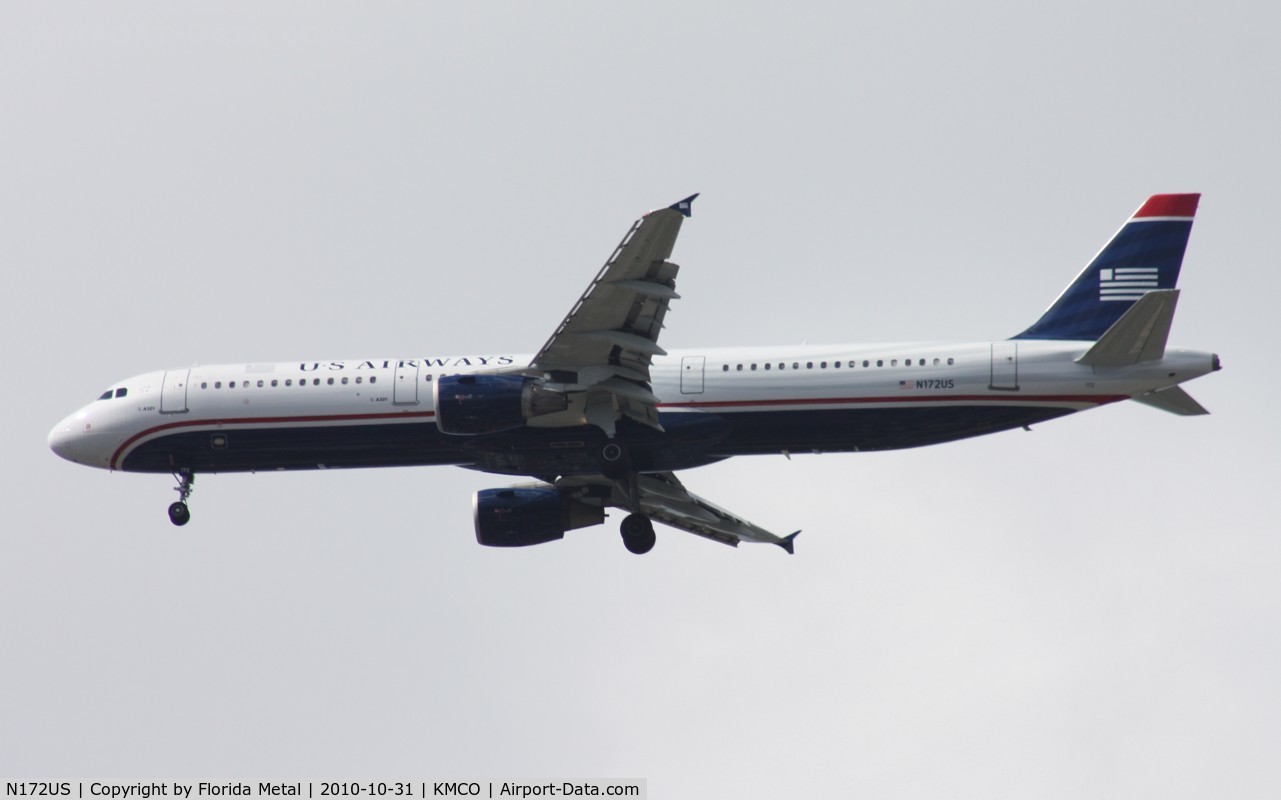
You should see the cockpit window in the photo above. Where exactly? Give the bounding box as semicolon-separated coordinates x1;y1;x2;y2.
98;390;113;400
115;387;127;398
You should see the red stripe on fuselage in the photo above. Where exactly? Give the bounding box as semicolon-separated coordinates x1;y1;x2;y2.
110;410;436;470
662;394;1128;410
111;394;1128;470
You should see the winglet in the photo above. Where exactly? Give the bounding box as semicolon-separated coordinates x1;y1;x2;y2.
777;531;800;555
668;193;699;218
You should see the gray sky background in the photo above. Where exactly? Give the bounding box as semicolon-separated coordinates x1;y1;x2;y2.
2;2;1278;797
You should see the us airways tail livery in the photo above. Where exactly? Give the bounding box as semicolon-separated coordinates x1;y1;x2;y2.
49;194;1220;555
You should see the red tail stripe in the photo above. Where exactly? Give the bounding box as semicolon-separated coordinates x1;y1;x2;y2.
1133;194;1200;219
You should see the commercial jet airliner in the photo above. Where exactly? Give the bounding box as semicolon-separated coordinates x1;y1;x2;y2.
48;194;1220;554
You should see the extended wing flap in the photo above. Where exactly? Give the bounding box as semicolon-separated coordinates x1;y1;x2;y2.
554;471;798;552
532;196;695;384
635;473;798;552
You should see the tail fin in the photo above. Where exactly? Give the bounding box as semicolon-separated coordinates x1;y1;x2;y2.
1013;194;1199;341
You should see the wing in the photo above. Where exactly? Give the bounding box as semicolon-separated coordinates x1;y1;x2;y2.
559;472;800;553
530;194;698;434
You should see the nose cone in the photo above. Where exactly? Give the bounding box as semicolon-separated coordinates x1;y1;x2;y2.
48;411;105;467
48;415;78;462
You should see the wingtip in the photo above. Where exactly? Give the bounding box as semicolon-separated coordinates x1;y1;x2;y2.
777;531;800;555
669;193;699;218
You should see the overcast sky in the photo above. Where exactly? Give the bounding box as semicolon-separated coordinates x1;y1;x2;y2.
2;2;1278;797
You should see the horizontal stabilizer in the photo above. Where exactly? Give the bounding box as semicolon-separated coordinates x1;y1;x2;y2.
1131;385;1210;416
1078;290;1179;366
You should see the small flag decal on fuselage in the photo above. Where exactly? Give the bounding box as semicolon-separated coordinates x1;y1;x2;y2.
1099;267;1159;301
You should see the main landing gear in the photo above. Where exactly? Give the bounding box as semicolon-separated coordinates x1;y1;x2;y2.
168;470;194;526
620;513;656;555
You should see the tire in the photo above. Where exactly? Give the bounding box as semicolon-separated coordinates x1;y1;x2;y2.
168;502;190;527
621;514;655;554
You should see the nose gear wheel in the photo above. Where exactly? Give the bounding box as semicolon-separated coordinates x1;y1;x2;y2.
169;470;195;526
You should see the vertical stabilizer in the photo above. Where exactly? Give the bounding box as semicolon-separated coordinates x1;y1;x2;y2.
1014;194;1199;341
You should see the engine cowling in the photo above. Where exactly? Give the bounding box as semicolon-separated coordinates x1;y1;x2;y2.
434;374;568;435
473;487;606;547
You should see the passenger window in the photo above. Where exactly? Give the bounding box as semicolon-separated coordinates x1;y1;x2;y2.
286;379;293;387
947;357;955;366
356;377;363;384
778;363;784;370
215;382;222;389
806;362;813;369
877;360;883;367
200;382;208;390
370;376;377;384
751;364;757;371
327;378;335;385
342;377;349;385
891;359;898;366
313;378;321;386
863;360;870;367
764;363;771;370
792;362;799;370
736;364;743;371
256;380;264;388
271;379;278;387
820;361;827;368
933;358;940;366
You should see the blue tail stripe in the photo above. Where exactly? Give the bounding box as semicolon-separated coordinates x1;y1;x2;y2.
1013;219;1193;341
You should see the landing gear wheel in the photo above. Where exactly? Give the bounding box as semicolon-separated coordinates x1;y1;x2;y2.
168;501;190;526
620;513;656;555
169;469;195;527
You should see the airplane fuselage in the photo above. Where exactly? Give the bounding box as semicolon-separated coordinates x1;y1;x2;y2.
49;340;1218;478
46;192;1220;553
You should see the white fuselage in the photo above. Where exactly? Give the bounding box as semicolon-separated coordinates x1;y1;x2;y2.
48;340;1218;474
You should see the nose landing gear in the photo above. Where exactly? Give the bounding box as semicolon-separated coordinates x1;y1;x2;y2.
168;470;194;526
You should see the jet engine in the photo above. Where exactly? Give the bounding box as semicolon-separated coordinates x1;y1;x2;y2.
473;486;606;547
434;374;569;435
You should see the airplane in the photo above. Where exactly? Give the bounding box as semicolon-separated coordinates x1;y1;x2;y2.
48;193;1220;555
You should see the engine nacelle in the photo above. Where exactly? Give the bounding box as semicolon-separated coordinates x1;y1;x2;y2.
473;487;606;547
434;374;569;435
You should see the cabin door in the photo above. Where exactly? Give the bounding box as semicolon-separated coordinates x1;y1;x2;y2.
989;342;1019;391
393;362;420;405
160;369;190;413
680;355;705;394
